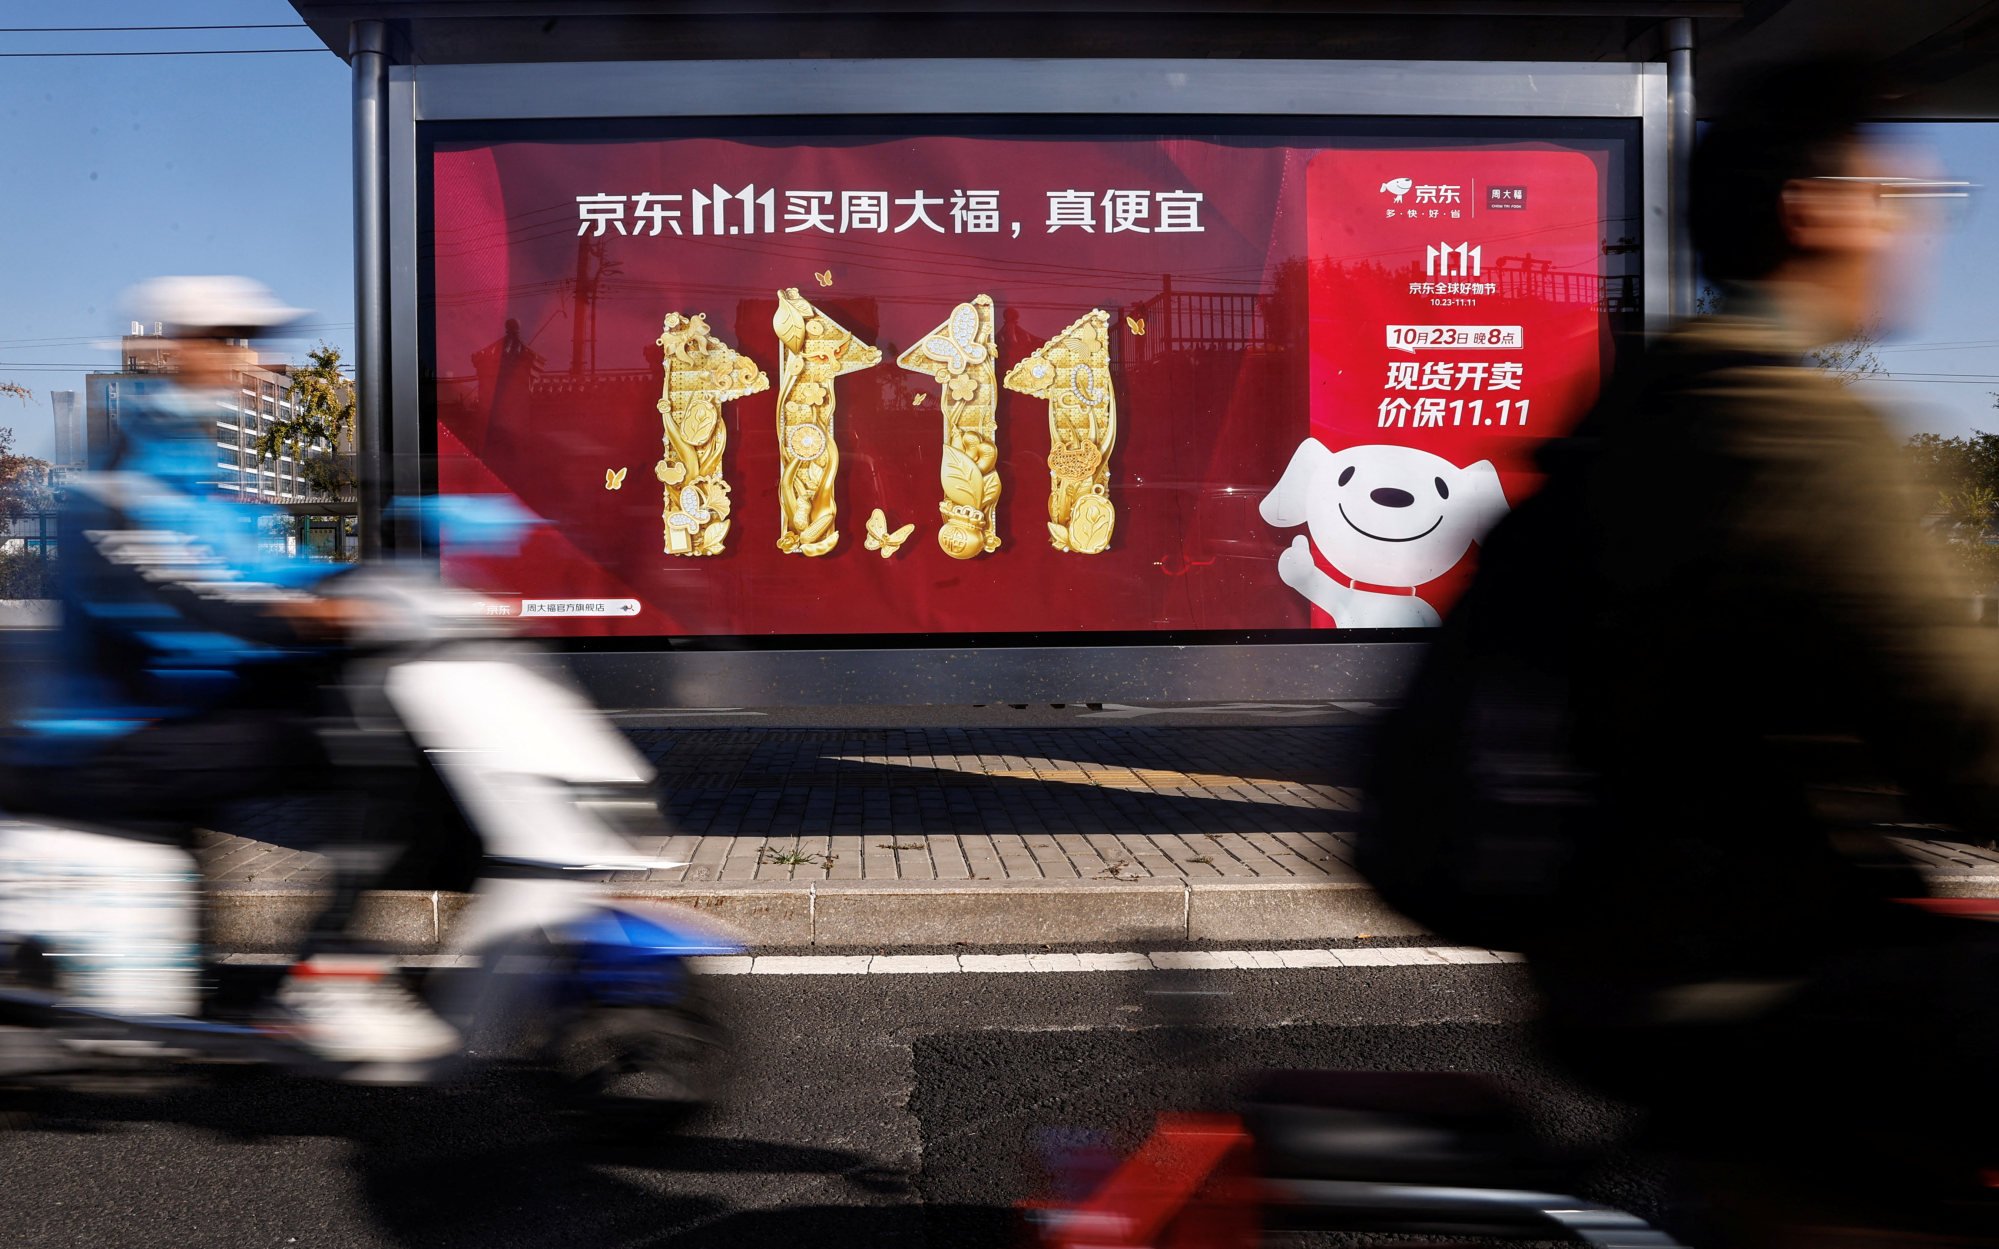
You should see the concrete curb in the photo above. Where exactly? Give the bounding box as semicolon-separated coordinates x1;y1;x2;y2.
209;877;1429;952
211;869;1999;952
1926;875;1999;899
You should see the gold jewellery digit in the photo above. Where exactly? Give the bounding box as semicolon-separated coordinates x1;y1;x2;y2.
1003;309;1116;555
772;288;882;557
654;312;768;557
898;295;1000;560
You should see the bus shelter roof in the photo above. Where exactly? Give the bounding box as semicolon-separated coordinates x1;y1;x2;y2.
291;0;1999;118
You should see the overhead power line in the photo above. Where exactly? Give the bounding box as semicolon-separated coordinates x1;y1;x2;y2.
0;24;307;33
1875;373;1999;385
0;48;325;58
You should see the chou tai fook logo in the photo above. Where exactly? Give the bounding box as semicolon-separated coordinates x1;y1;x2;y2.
520;599;642;617
1425;241;1482;278
1487;185;1527;210
1379;177;1415;203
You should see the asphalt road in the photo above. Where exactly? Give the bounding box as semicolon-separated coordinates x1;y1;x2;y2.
0;960;1653;1248
603;701;1379;729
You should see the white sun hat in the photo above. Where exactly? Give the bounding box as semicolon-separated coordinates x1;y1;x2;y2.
124;275;309;339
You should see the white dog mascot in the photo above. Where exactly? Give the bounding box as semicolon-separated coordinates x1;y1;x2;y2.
1259;439;1510;628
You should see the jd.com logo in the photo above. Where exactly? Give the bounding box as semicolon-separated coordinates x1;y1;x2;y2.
1379;178;1465;206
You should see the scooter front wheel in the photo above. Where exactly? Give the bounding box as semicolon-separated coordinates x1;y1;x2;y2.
544;991;731;1137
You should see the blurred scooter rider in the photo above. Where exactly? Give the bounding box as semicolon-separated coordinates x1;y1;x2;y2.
1516;70;1999;1242
1;276;458;1072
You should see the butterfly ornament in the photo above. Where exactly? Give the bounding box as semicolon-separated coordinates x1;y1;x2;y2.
920;303;991;377
604;466;628;490
864;508;915;558
667;484;714;540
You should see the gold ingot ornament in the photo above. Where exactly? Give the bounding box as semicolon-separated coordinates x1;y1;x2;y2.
772;288;881;557
653;312;768;556
898;295;1000;560
1002;308;1117;555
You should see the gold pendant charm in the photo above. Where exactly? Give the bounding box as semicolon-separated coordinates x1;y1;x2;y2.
772;288;881;557
898;295;999;560
1003;309;1116;555
654;312;768;557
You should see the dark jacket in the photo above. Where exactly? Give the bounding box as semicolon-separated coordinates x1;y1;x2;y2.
1540;306;1999;989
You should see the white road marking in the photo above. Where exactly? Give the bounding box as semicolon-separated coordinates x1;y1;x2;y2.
219;947;1525;975
217;952;484;968
1078;702;1344;720
694;946;1523;976
866;954;959;974
604;707;769;720
748;954;872;975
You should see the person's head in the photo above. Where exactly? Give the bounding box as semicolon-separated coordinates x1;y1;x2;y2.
169;334;248;389
123;275;306;392
1692;59;1956;339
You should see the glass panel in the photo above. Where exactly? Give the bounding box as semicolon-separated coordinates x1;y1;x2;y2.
424;119;1637;643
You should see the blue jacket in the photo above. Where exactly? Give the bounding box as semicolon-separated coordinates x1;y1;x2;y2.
12;383;341;758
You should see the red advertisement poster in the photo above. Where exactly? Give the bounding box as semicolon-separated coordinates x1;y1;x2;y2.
426;130;1619;639
1288;148;1606;628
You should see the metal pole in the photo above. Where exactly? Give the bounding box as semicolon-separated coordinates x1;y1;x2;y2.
350;19;388;559
1664;16;1696;320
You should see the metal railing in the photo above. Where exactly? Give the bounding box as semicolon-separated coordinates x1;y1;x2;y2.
1121;286;1271;364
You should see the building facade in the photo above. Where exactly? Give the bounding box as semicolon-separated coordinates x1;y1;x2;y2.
83;330;325;502
47;390;83;470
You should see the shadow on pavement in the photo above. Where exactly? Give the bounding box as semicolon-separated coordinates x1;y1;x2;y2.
910;1017;1660;1238
649;728;1374;864
5;1070;1007;1248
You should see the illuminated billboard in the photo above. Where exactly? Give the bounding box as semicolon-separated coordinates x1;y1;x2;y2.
423;122;1635;641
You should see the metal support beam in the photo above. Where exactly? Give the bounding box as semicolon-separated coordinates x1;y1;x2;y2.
350;19;389;559
1664;15;1695;320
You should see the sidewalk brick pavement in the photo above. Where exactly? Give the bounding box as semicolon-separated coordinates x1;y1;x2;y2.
199;725;1374;888
197;724;1999;892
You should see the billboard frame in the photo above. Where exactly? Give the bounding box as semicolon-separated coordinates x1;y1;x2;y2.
383;57;1667;706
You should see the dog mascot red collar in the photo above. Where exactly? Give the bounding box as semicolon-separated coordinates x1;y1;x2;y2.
1322;565;1418;597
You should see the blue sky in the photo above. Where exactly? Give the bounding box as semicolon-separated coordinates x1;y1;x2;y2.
0;1;352;460
1854;121;1999;440
1;3;1995;461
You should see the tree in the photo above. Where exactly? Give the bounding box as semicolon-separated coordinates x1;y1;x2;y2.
1904;430;1999;590
1694;284;1885;386
1804;335;1887;388
0;426;50;521
255;342;355;498
0;425;54;597
1904;431;1999;510
0;547;52;598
